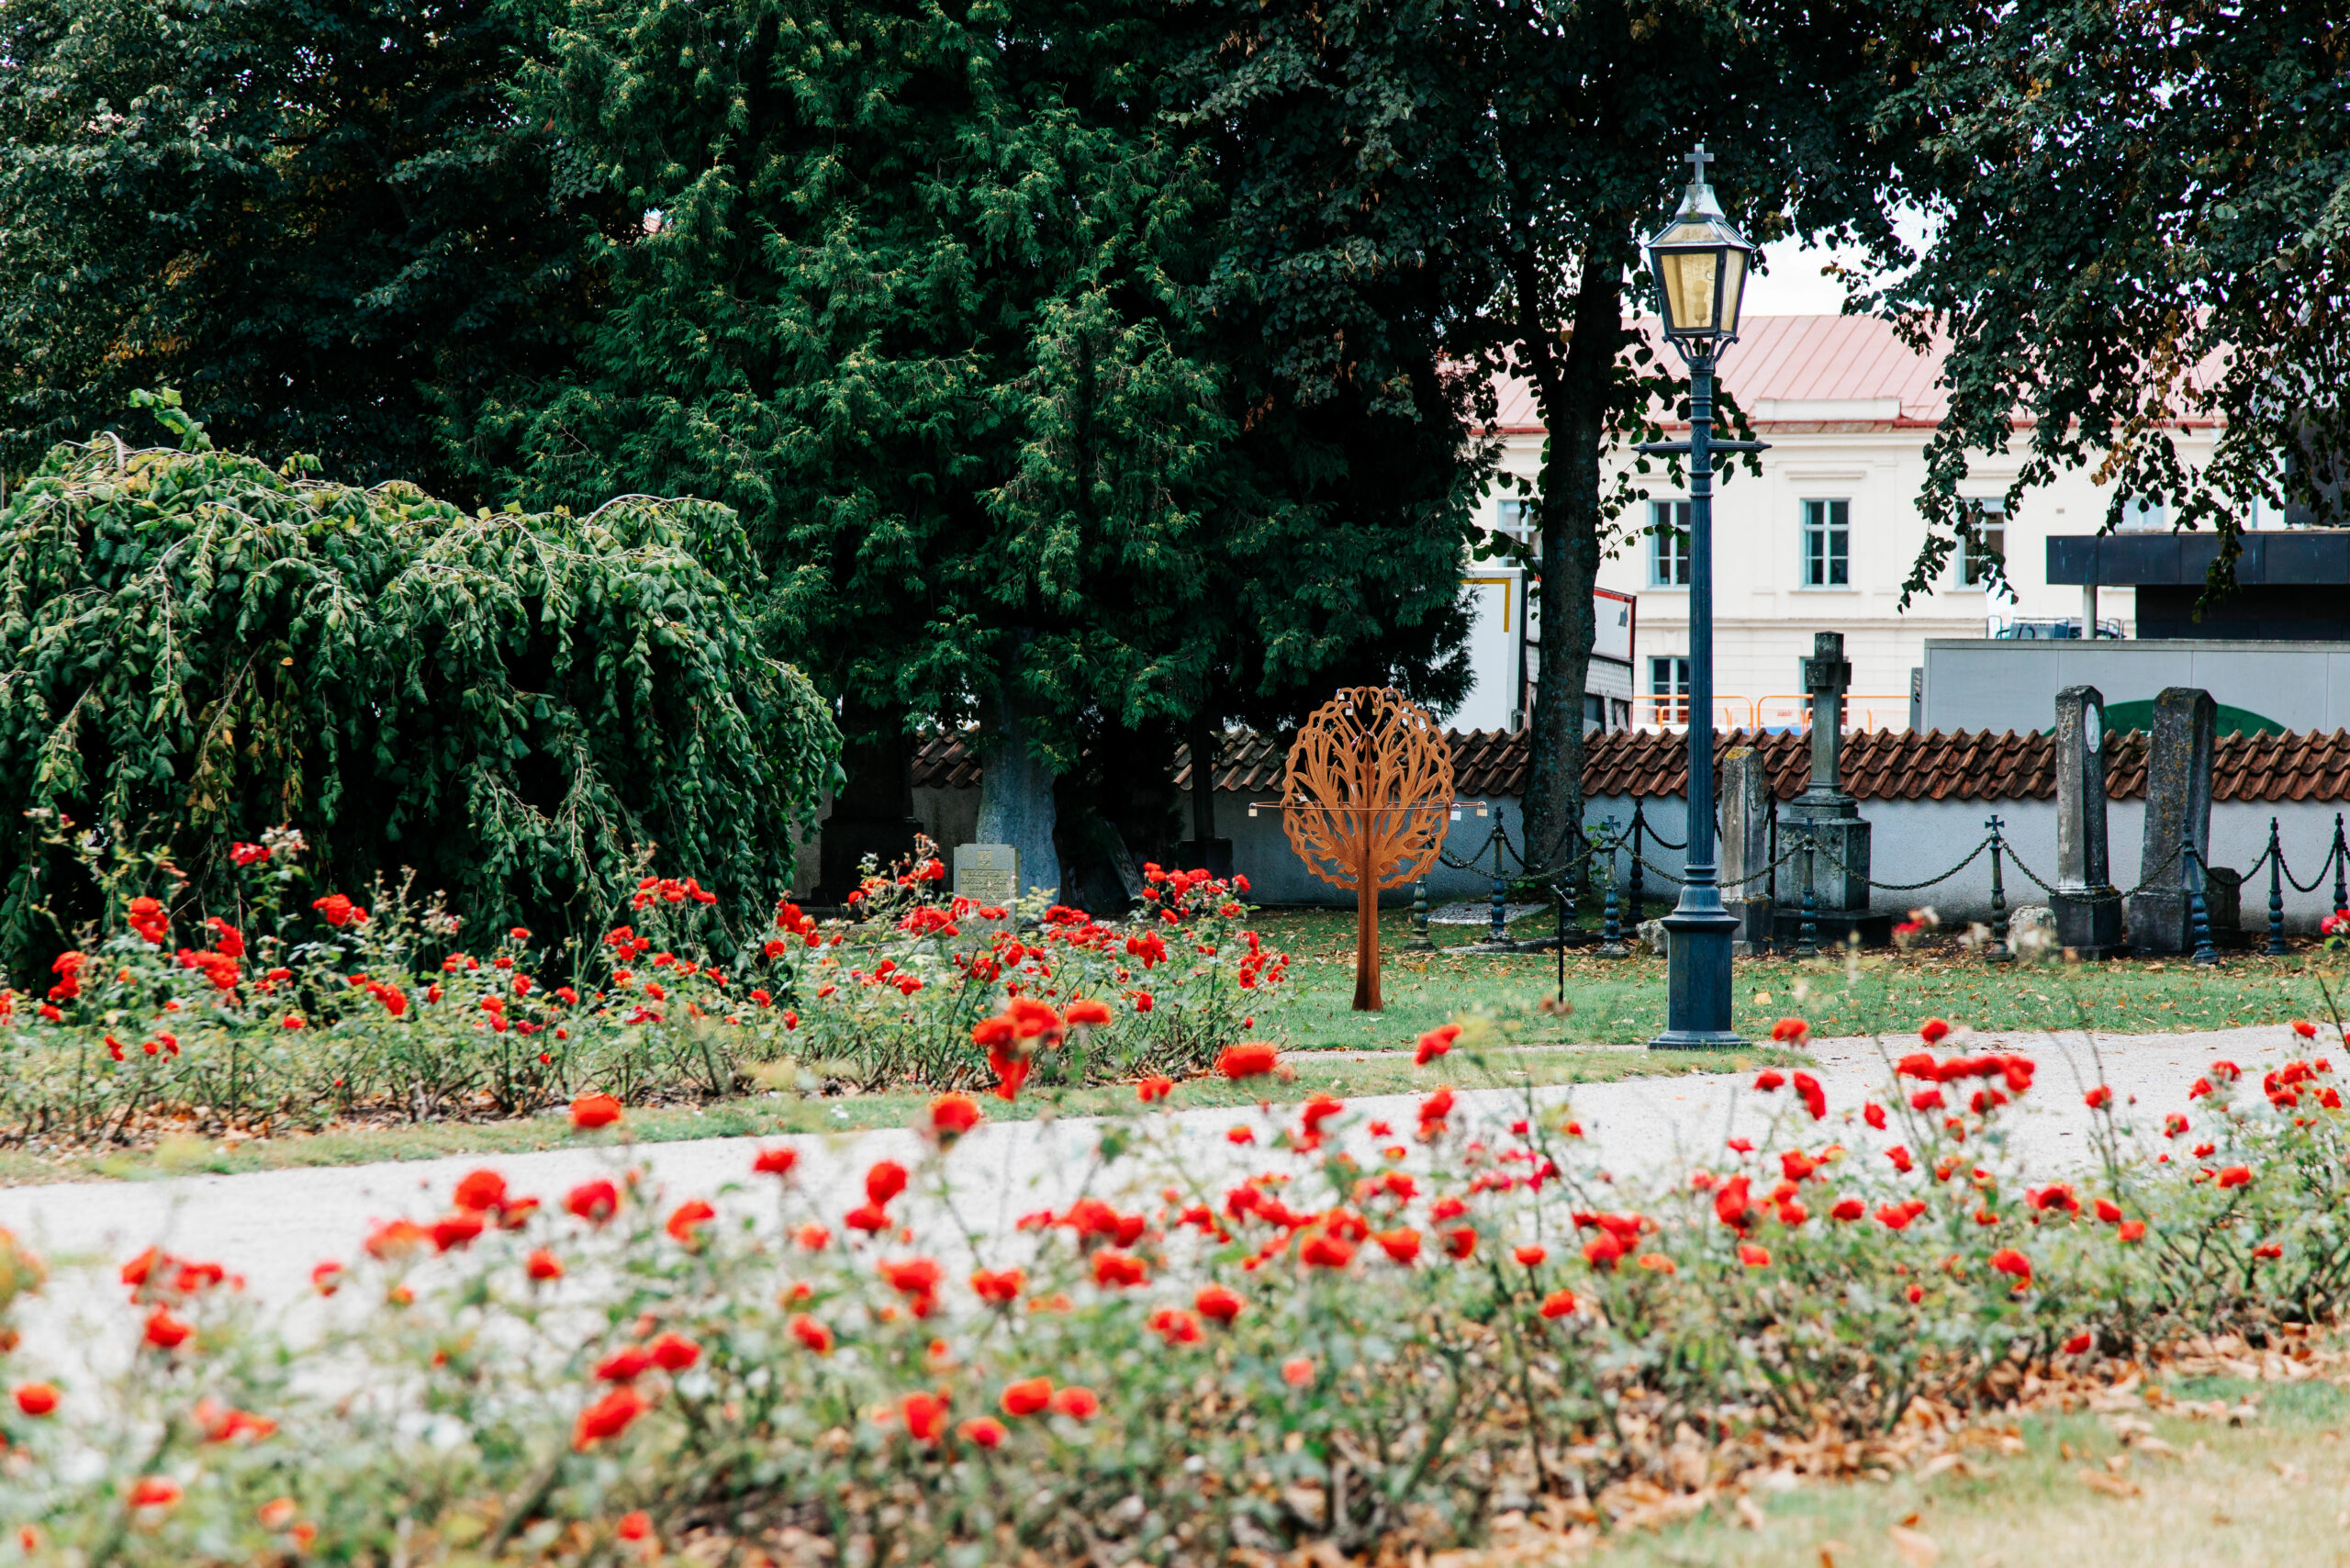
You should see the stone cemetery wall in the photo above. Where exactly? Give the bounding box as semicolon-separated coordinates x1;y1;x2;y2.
859;726;2350;927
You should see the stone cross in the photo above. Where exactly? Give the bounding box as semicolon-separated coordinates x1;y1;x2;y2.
1778;630;1871;915
1718;745;1774;952
1797;632;1853;810
2126;687;2216;954
2050;685;2121;955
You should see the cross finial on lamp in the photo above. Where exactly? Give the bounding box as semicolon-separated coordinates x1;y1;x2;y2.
1684;143;1713;185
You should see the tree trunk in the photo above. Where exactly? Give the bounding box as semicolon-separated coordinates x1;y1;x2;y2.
1353;819;1382;1011
975;688;1061;903
1521;256;1628;874
1189;709;1216;844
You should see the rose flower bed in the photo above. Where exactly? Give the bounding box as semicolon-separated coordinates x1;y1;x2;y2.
3;1012;2347;1564
0;830;1284;1147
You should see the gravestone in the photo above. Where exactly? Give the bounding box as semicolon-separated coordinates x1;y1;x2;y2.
1774;632;1888;944
1719;745;1774;954
2204;867;2244;946
2126;687;2216;954
2007;904;2059;961
953;843;1020;908
2049;685;2122;957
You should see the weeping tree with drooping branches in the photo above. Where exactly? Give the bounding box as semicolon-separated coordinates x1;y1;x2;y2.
0;393;840;980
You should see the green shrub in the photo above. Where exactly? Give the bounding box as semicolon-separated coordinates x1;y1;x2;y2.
0;395;839;978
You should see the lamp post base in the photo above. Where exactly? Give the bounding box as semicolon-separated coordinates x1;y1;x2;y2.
1650;1028;1750;1051
1649;905;1745;1050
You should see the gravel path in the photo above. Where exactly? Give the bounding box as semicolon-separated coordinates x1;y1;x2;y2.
0;1023;2313;1308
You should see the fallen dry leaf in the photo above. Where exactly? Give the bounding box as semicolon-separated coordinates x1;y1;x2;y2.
1734;1495;1767;1532
1888;1524;1941;1566
1818;1541;1850;1568
2076;1468;2143;1499
2271;1460;2308;1484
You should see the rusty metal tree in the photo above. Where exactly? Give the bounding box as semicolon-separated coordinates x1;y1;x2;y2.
1281;688;1457;1011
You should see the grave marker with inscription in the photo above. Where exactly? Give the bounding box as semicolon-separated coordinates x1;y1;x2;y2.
2128;687;2217;955
2050;685;2121;956
953;844;1020;907
1719;745;1774;954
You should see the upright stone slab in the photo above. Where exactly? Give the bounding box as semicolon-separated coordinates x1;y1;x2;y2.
953;844;1020;908
1778;632;1871;913
2049;685;2121;956
1719;745;1774;953
2126;687;2216;954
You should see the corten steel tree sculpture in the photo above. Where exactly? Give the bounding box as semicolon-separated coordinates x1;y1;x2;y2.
1281;688;1456;1011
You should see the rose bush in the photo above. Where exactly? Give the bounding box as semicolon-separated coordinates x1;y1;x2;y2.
1;1014;2344;1563
0;833;1284;1145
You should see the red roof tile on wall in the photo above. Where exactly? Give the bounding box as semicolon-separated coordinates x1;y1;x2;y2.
913;727;2350;804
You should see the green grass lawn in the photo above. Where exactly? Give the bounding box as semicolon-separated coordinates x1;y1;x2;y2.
1254;907;2350;1052
1588;1372;2350;1568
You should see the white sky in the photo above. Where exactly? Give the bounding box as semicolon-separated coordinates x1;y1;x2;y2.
1749;207;1936;315
1751;235;1867;313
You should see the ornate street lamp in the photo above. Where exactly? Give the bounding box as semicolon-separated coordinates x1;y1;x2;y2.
1644;145;1763;1050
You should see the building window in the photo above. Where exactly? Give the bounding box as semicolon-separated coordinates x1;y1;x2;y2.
2118;495;2165;532
1650;500;1691;587
1801;498;1850;588
1650;655;1691;723
1960;498;2007;587
1494;498;1538;545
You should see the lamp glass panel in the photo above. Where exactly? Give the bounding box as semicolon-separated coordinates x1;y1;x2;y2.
1662;250;1719;335
1718;248;1746;337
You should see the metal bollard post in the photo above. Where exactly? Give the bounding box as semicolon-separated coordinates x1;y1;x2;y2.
1797;830;1820;958
2186;831;2218;968
1555;883;1570;1003
2333;812;2348;916
2267;816;2288;957
1627;804;1646;926
1598;840;1628;959
1986;813;2013;964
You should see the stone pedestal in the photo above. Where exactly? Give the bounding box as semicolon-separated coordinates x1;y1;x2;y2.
2205;867;2243;946
1778;633;1874;922
2125;687;2216;954
1720;746;1774;954
1171;839;1235;879
2051;685;2122;956
1769;906;1895;948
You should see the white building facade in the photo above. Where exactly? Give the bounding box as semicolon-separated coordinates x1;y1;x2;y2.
1450;315;2227;734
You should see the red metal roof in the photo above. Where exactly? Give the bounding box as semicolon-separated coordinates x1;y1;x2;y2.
1487;313;2223;435
1486;316;1948;433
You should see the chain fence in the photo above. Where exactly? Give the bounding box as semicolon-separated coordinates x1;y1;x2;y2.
1403;791;2350;965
